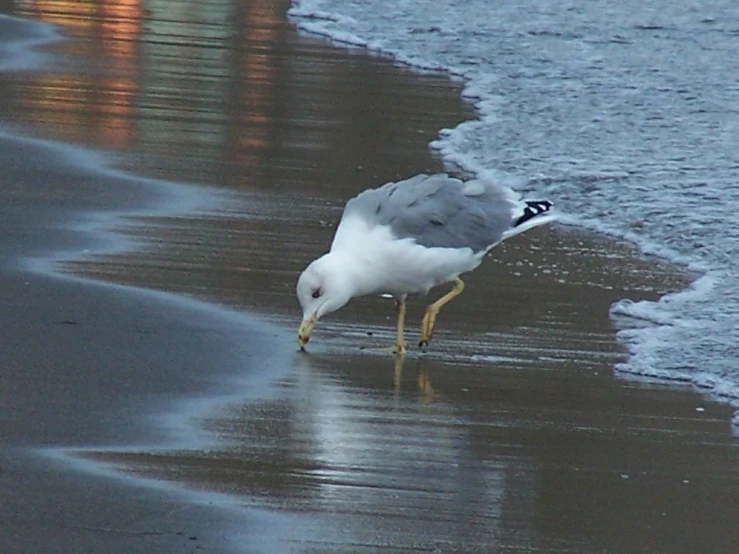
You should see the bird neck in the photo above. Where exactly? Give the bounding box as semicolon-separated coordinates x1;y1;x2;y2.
321;250;374;298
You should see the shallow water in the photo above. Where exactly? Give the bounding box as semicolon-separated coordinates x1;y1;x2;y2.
88;347;739;553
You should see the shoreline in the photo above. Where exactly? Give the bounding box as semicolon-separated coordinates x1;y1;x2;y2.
2;4;738;554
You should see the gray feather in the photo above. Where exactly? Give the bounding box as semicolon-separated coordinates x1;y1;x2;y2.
342;174;521;253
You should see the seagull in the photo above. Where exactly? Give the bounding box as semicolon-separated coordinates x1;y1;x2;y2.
296;173;556;354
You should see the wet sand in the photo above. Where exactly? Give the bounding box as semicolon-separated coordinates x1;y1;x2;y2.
2;2;739;553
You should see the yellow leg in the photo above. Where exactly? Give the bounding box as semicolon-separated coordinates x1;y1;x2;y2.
393;298;407;355
419;278;465;348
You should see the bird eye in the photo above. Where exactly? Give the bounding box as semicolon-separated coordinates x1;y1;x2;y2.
311;288;322;299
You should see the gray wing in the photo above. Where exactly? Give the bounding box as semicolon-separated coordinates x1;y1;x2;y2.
341;174;519;252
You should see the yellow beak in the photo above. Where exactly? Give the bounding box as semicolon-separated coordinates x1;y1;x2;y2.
297;316;317;348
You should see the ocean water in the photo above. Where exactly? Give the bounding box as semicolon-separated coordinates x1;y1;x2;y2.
0;13;64;71
289;1;739;414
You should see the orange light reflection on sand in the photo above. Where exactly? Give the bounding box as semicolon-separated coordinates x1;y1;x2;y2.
16;0;142;149
17;1;287;162
235;2;280;165
18;0;97;32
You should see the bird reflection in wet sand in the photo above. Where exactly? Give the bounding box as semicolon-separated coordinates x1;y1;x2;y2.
393;356;436;401
297;174;556;353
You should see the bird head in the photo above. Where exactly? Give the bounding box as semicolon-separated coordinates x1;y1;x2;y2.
296;254;354;348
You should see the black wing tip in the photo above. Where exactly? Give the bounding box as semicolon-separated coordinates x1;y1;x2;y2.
514;200;554;227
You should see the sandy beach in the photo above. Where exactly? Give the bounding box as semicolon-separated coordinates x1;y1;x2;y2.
2;2;739;553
